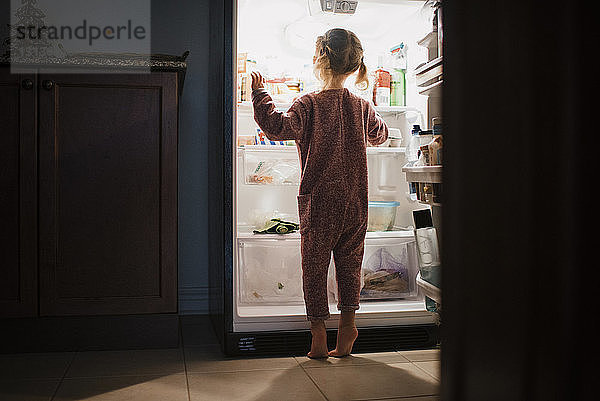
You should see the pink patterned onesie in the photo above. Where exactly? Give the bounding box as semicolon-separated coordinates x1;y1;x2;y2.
252;87;389;320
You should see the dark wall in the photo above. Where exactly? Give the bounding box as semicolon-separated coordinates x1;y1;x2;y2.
151;0;210;312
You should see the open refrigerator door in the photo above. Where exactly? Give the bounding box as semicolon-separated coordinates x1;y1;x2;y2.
234;0;440;333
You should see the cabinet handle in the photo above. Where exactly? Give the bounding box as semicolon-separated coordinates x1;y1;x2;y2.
42;80;54;91
21;79;33;90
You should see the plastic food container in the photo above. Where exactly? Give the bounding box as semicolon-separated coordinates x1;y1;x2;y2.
367;201;400;231
388;128;402;147
237;135;255;147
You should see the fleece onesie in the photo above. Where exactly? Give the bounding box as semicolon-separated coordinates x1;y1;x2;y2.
252;87;389;320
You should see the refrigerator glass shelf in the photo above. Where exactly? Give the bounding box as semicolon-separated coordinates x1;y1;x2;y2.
236;230;414;240
238;101;419;115
373;106;419;114
239;145;406;154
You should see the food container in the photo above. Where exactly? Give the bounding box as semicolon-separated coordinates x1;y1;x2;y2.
388;128;402;147
377;137;391;147
367;201;400;231
237;135;255;147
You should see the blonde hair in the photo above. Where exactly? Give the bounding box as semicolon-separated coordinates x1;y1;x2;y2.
314;28;368;90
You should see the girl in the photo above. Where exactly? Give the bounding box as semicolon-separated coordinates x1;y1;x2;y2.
251;28;389;358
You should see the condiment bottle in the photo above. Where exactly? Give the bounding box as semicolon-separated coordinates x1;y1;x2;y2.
407;124;422;163
413;209;440;281
428;117;442;165
373;56;391;106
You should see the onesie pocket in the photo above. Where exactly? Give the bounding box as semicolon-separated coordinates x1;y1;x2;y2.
297;194;312;234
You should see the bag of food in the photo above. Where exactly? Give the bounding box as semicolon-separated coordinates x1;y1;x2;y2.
360;245;411;299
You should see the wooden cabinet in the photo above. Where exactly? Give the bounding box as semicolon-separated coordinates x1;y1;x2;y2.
38;73;178;316
1;68;182;319
0;70;38;318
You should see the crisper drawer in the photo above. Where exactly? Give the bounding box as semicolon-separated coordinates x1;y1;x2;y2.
237;238;304;305
241;145;300;185
328;236;419;301
361;237;419;299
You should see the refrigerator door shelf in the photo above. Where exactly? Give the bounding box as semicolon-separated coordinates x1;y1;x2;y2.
417;30;439;60
402;164;442;184
415;56;443;87
418;79;443;97
416;271;441;304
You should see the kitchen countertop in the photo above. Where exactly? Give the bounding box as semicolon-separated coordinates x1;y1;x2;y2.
1;51;189;94
0;51;188;71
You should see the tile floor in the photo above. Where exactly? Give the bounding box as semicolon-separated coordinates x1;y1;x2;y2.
0;316;440;401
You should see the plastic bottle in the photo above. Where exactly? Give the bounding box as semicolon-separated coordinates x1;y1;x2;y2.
432;117;442;135
418;129;434;149
407;124;422;163
429;117;443;165
373;56;391;106
390;69;406;106
390;43;407;106
414;130;433;166
413;209;440;281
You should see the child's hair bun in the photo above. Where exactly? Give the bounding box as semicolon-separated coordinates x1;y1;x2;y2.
314;29;368;89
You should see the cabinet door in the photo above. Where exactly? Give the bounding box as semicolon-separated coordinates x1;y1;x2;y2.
38;73;178;316
0;70;38;318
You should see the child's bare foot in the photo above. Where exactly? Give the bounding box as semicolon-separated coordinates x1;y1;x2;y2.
307;321;328;359
328;311;358;357
328;324;358;357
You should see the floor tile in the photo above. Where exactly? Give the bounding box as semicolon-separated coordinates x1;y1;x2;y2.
295;351;409;368
65;348;184;377
179;314;211;326
184;346;298;373
397;348;440;362
188;367;326;401
413;360;441;381
354;396;440;401
53;373;188;401
304;362;439;401
180;322;220;347
0;352;74;380
0;379;60;401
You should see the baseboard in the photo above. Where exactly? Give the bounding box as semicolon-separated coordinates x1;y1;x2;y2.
0;314;180;353
178;286;209;315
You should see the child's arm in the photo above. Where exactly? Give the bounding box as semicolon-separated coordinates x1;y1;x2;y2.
365;102;389;146
251;72;307;142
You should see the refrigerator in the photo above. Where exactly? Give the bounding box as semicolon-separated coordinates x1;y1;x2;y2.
208;0;442;356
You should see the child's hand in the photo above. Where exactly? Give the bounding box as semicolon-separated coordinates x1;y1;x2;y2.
251;71;265;90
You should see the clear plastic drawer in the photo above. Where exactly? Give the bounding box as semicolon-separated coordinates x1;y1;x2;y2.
328;236;419;301
361;237;419;299
237;238;304;305
241;145;300;186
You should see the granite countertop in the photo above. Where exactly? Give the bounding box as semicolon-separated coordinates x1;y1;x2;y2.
0;51;189;72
